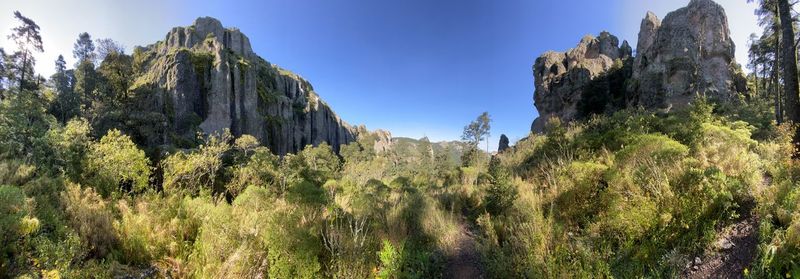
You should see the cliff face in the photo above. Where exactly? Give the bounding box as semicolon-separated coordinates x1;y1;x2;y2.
132;17;355;154
531;0;747;133
531;32;632;132
630;0;747;109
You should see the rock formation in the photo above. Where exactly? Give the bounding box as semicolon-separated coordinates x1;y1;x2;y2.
631;0;747;109
531;32;632;132
131;17;356;154
531;0;747;133
498;134;510;153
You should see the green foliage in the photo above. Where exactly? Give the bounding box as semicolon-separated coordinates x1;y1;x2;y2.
298;143;342;184
49;118;92;180
475;101;768;277
227;146;280;198
377;240;402;279
60;183;116;258
162;131;230;194
462;112;492;148
97;52;133;105
0;90;59;169
484;156;517;216
84;129;151;196
0;185;38;274
73;60;99;113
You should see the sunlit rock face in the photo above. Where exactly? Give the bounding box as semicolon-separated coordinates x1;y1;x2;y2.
531;32;631;132
630;0;747;109
530;0;747;133
134;17;355;154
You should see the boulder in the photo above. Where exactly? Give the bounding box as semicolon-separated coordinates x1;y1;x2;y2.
498;134;510;152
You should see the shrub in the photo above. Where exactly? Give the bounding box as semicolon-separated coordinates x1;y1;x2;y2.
48;118;92;180
377;240;402;279
162;131;230;194
0;185;39;274
60;183;116;258
226;147;280;198
84;129;151;196
114;194;199;267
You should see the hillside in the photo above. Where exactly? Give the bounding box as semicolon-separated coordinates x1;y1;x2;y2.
1;0;800;278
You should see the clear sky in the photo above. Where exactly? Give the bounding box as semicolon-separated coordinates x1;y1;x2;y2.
1;0;760;151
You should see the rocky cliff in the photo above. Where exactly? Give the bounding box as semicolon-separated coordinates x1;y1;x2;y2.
630;0;747;109
531;32;632;132
531;0;747;132
131;17;356;154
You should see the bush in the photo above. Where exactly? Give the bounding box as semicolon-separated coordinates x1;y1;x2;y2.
84;129;151;196
114;194;199;267
0;185;39;274
162;131;230;194
60;183;116;258
49;118;92;180
226;147;280;198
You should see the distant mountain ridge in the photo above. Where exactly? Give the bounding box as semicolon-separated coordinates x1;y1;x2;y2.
391;137;466;165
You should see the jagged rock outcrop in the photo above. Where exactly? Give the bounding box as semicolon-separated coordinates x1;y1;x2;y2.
131;17;356;154
631;0;747;109
498;134;510;153
531;0;747;133
531;32;631;132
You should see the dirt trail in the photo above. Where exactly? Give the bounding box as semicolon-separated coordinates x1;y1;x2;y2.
683;203;760;279
444;221;485;279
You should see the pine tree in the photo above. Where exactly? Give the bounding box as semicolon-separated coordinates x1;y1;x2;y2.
8;11;43;90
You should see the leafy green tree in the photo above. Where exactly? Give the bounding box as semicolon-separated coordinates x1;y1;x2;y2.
234;134;260;159
228;146;281;198
298;143;341;184
72;32;95;65
49;118;92;180
0;48;5;92
73;60;99;119
96;52;133;106
162;131;231;194
84;129;151;196
8;11;43;90
0;89;58;167
462;112;491;153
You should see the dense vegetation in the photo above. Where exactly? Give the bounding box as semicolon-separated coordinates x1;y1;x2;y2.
2;8;800;279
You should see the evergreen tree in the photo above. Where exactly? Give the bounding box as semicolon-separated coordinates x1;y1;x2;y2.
73;32;96;65
8;11;43;90
50;55;79;123
74;60;99;120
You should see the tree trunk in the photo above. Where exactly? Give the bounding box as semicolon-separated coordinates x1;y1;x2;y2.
778;0;800;145
20;51;27;89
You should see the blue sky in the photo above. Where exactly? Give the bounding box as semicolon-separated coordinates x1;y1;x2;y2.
1;0;759;151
